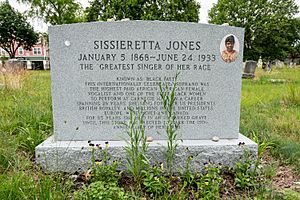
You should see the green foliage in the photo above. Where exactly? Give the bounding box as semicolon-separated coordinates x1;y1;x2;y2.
209;0;299;61
0;1;38;58
289;34;300;62
0;152;9;172
85;0;200;22
263;162;276;180
282;189;300;200
159;72;180;175
16;124;50;154
249;131;276;157
234;150;261;190
0;172;34;200
75;181;128;200
282;84;300;107
240;68;300;171
19;0;83;25
0;71;74;199
271;138;300;172
181;156;195;190
123;108;149;186
90;142;119;183
195;163;222;199
33;174;75;199
0;132;16;173
0;71;52;136
0;171;72;200
142;164;170;198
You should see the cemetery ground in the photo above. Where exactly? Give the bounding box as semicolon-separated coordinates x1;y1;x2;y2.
0;67;299;199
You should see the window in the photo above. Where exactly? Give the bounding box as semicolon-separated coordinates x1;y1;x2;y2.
33;47;42;55
18;47;23;55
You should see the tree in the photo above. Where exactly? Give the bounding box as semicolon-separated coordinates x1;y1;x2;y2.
208;0;299;61
19;0;83;25
85;0;200;22
286;18;300;63
0;1;38;58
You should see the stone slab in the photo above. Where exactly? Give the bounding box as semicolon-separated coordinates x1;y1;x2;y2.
49;21;244;141
35;134;257;172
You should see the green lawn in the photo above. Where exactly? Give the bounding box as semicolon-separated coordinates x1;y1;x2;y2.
0;68;299;199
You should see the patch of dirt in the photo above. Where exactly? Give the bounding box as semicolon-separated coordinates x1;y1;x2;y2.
261;152;300;191
219;171;237;199
273;166;300;190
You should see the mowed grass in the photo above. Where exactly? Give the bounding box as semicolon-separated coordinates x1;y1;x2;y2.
0;67;299;199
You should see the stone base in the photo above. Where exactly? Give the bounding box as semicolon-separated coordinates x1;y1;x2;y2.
35;134;257;172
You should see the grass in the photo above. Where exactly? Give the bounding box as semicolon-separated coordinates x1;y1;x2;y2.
240;67;300;172
0;67;299;199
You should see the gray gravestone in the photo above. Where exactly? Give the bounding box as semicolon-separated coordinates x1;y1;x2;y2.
243;60;257;78
50;21;244;141
36;21;257;172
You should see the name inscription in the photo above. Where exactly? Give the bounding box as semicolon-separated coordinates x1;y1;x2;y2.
73;39;217;131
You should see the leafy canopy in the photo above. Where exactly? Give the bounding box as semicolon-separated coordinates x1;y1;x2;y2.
209;0;299;61
19;0;83;25
0;1;38;58
85;0;200;22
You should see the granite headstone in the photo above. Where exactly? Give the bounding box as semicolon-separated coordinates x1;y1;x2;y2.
49;21;244;141
36;21;257;172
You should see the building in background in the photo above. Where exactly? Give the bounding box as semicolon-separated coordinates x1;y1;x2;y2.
0;34;49;70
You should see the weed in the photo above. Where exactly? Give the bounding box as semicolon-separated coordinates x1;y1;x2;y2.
263;162;277;180
159;72;180;175
234;150;262;190
16;125;47;154
0;61;28;90
195;163;222;199
249;131;276;157
0;132;16;172
143;164;170;198
0;172;33;200
90;142;119;183
271;139;300;172
75;181;128;200
181;155;195;190
282;189;300;200
33;174;74;199
0;171;72;200
0;152;9;172
282;84;300;107
123;108;149;186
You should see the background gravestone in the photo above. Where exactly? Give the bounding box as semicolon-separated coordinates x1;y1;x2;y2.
36;21;257;172
243;60;257;78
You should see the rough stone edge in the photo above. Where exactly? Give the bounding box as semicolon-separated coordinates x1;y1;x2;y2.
35;134;257;173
